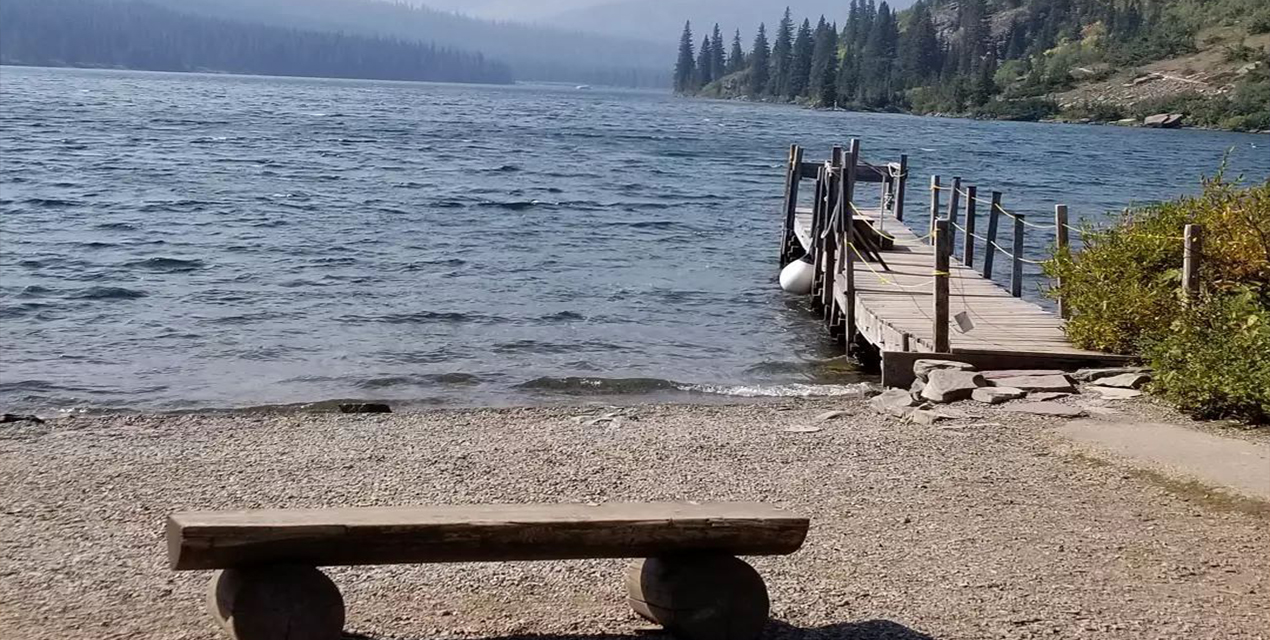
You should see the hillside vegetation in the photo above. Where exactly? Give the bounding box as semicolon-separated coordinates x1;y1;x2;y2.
675;0;1270;131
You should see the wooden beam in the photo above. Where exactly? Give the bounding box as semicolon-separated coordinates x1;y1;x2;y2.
1183;223;1202;303
946;177;962;254
963;186;978;268
1055;204;1069;318
168;503;811;571
780;145;804;266
934;218;951;353
1011;213;1025;298
844;140;860;350
928;175;941;246
983;191;1002;280
894;154;908;222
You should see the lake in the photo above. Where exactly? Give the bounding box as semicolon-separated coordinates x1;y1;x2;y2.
1;66;1266;412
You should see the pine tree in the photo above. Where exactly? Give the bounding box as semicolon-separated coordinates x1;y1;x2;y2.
710;24;727;80
860;1;899;107
674;21;696;93
727;29;746;74
959;0;990;74
749;23;771;97
789;18;814;99
696;35;713;87
899;1;940;87
809;17;839;106
836;44;859;105
767;7;795;97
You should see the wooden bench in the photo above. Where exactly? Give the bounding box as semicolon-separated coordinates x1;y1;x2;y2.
167;502;810;640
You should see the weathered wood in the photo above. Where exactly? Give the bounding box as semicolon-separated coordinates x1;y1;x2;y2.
894;154;908;222
207;566;344;640
1183;223;1202;302
168;503;810;571
929;175;941;245
625;556;769;640
779;145;805;266
963;186;978;267
982;191;1002;280
1011;213;1025;298
820;152;844;318
809;166;828;306
946;177;962;253
843;140;860;350
1055;204;1069;318
934;219;951;353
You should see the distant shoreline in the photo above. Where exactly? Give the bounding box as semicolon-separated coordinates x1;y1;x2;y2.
0;62;516;87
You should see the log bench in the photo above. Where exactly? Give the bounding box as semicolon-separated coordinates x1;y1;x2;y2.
167;502;810;640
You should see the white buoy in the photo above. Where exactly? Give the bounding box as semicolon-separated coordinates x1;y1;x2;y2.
779;257;815;294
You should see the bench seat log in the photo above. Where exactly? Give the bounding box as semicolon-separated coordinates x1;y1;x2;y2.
168;502;810;571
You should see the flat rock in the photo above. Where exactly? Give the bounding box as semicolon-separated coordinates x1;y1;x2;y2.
1029;392;1071;402
1086;386;1144;399
921;370;987;404
980;369;1066;381
1072;367;1148;383
910;379;926;395
913;359;976;382
871;388;918;415
990;375;1075;393
783;425;824;434
814;410;852;423
908;409;949;425
1098;373;1151;389
972;387;1026;405
1004;402;1086;418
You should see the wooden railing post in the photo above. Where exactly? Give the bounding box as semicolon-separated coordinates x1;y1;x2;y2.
843;140;861;351
809;165;827;305
1055;204;1069;318
821;150;843;318
947;177;962;259
934;218;951;353
1011;213;1025;298
982;191;1002;280
894;154;908;222
963;186;977;268
780;144;804;266
1183;224;1203;303
929;175;941;245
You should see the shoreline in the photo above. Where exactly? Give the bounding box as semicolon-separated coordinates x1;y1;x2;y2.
3;395;1268;639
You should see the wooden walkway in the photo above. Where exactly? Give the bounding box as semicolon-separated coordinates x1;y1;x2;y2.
780;142;1132;387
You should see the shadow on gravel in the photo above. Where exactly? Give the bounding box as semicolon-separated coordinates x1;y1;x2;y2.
344;619;937;640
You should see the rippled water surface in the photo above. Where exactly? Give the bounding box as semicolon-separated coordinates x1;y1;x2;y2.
2;66;1267;411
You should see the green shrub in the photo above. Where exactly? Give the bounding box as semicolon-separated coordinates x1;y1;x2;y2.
974;97;1059;121
1062;101;1126;122
1045;177;1270;423
1249;8;1270;34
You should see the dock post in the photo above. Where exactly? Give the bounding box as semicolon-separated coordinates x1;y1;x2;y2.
809;166;826;308
934;219;951;353
929;175;941;245
821;150;843;322
779;144;804;266
1055;204;1069;318
963;186;977;268
843;140;860;351
1183;224;1203;303
983;191;1002;280
1011;213;1025;298
894;154;908;222
946;177;961;259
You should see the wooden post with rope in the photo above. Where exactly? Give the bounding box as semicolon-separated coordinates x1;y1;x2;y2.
1183;224;1203;303
894;154;908;222
1011;213;1025;298
821;147;843;321
843;140;860;351
1055;204;1069;318
934;218;951;353
779;144;804;266
929;176;941;246
963;186;978;268
946;177;962;259
982;191;1002;280
808;165;826;308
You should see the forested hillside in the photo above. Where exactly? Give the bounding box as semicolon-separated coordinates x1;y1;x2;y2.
675;0;1270;131
0;0;514;84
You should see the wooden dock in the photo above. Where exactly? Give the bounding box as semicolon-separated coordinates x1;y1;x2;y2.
778;142;1133;388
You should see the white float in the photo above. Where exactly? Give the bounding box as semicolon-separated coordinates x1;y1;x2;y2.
779;257;815;294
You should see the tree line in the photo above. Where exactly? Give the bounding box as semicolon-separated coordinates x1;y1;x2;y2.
672;0;1268;125
0;0;514;85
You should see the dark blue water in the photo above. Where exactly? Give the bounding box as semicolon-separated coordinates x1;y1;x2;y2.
2;66;1267;412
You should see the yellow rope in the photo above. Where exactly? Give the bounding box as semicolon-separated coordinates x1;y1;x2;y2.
846;242;936;290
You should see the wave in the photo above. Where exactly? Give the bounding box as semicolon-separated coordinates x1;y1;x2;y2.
339;310;499;325
95;222;139;231
70;286;147;300
515;376;876;399
682;383;876;398
516;376;681;395
123;257;206;272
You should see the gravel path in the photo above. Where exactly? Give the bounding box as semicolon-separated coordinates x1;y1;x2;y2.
2;399;1267;640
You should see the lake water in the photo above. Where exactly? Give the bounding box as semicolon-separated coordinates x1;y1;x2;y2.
2;66;1267;412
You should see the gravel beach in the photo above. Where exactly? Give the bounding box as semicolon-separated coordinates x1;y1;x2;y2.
2;398;1268;640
